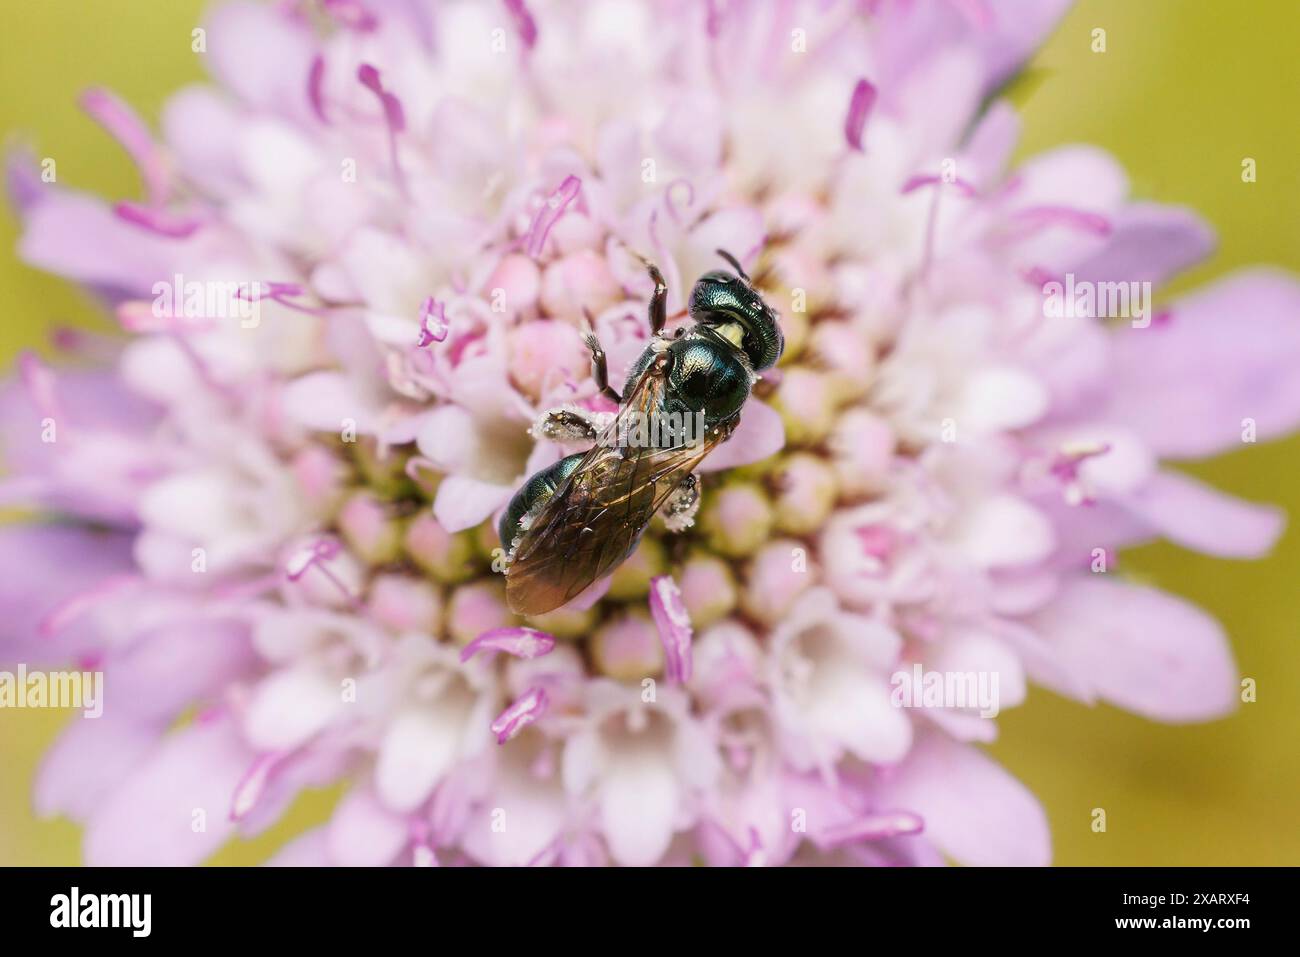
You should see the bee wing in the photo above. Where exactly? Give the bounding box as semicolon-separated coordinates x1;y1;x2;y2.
505;358;723;616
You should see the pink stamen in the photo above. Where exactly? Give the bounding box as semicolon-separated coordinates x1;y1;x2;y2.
1007;204;1112;238
525;175;581;259
417;297;449;346
460;626;557;663
230;752;286;821
664;178;696;225
817;811;925;849
116;300;215;334
404;456;438;484
113;201;206;239
1048;441;1112;481
844;78;877;152
285;537;361;609
308;55;329;124
504;0;538;50
18;352;63;424
901;173;978;198
1049;441;1112;507
79;87;168;206
237;281;331;316
6;148;47;215
38;574;139;637
649;574;693;684
491;686;549;744
357;64;408;195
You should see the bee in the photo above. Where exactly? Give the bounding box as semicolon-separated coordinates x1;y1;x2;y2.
499;251;784;616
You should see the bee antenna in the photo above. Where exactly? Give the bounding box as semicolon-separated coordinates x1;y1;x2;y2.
715;248;750;282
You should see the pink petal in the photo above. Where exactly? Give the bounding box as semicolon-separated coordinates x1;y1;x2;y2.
1028;578;1238;723
83;714;254;865
0;525;135;667
460;626;557;662
18;190;181;293
961;99;1020;188
491;687;549;744
35;713;165;823
873;733;1050;866
1070;202;1214;288
433;475;514;533
1107;268;1300;458
326;785;409;866
1124;470;1283;559
266;826;332;866
280;370;380;434
203;0;315;117
699;399;785;472
79;87;168;205
6;146;49;214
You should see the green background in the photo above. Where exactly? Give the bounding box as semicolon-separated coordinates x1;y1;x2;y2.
1;0;1297;865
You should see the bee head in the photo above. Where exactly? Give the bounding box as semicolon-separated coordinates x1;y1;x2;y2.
688;268;785;371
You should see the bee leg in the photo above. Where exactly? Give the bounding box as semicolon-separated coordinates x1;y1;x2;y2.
660;473;701;533
531;406;608;443
623;251;669;336
645;262;668;336
580;322;622;405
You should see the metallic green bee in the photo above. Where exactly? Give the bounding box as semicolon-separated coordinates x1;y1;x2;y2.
500;251;784;616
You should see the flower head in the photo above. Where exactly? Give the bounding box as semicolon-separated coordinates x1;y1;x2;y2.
5;0;1298;867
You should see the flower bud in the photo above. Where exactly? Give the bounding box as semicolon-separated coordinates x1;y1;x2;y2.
606;535;667;601
809;320;875;401
404;511;479;584
677;552;737;629
290;446;348;517
483;253;541;316
740;538;817;627
770;367;837;445
699;481;774;558
771;453;838;535
368;574;443;634
508;319;590;399
547;212;603;254
352;438;416;499
447;579;517;646
539;249;623;322
828;408;895;500
338;490;404;564
591;608;664;680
